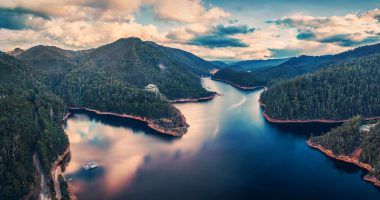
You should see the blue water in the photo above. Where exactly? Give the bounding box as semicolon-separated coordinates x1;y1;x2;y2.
63;78;380;200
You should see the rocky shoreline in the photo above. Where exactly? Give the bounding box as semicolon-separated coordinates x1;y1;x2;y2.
307;140;380;188
68;107;189;137
212;78;265;90
170;93;221;103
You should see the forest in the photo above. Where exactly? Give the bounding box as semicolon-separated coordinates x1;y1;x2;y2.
0;53;68;199
260;54;380;120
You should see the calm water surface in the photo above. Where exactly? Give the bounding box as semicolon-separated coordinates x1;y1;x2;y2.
63;78;380;200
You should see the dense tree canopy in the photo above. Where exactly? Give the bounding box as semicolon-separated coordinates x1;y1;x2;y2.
261;55;380;120
0;53;68;199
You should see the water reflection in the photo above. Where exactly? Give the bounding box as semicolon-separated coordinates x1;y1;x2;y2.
64;78;380;200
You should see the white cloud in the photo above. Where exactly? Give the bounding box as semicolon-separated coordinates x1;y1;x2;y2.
147;0;230;23
268;9;380;47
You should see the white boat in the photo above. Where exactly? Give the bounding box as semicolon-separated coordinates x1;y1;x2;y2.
83;161;99;170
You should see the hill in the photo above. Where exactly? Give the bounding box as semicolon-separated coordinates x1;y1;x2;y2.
228;58;289;71
260;54;380;121
253;43;380;84
15;37;215;100
211;68;265;89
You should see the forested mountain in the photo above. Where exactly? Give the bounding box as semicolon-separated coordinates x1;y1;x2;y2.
0;52;68;199
309;116;380;183
14;37;214;100
75;38;214;100
227;58;289;71
159;44;217;75
14;45;80;72
260;54;380;121
253;43;380;84
209;61;228;68
211;68;265;88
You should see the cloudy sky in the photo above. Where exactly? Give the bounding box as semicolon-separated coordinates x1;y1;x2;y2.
1;0;380;60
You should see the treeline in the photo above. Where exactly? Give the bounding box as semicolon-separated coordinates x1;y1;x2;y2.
260;54;380;120
310;116;380;181
211;68;265;87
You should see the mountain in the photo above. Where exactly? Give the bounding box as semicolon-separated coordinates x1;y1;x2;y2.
159;45;217;75
15;37;214;100
254;43;380;84
7;48;24;57
227;58;289;71
209;60;228;68
14;45;79;73
260;53;380;121
211;68;265;89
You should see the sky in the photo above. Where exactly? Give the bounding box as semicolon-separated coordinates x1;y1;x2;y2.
1;0;380;60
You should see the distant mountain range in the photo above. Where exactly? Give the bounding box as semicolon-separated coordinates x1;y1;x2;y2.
210;58;289;71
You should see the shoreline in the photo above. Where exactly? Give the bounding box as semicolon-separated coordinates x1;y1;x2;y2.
170;93;221;103
212;78;266;90
307;140;380;187
51;145;71;200
259;100;380;124
68;107;189;137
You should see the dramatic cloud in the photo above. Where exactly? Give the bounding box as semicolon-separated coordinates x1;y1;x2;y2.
188;35;249;48
1;1;380;60
168;24;255;48
0;7;50;30
267;9;380;47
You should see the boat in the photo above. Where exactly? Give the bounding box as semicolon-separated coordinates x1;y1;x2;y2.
83;161;99;170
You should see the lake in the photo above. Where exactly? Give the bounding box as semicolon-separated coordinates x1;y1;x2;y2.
63;78;380;200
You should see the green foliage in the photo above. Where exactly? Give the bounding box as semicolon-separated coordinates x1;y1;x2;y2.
360;123;380;167
212;68;265;87
261;55;380;120
0;53;68;199
310;116;363;155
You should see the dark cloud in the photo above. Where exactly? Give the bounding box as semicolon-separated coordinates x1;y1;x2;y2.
188;35;249;48
185;24;255;48
318;34;379;47
214;24;255;35
266;18;296;28
269;48;302;58
0;7;50;30
296;32;380;47
375;15;380;22
269;12;380;47
296;31;316;40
